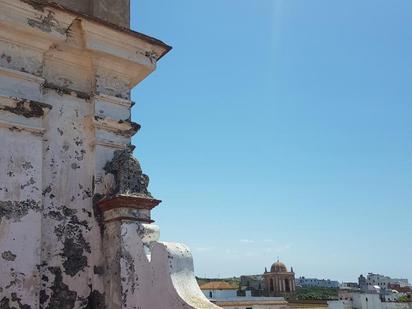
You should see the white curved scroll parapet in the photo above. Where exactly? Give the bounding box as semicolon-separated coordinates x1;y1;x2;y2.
151;242;222;309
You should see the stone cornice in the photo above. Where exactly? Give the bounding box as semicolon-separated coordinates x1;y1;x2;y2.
0;96;51;135
93;139;128;150
94;94;132;108
264;272;295;276
0;67;44;85
97;194;162;211
20;0;171;59
0;119;45;135
0;96;51;114
91;116;140;138
0;0;172;88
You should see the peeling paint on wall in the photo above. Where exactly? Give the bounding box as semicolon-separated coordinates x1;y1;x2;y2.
1;251;17;261
0;1;217;308
46;267;78;308
0;200;41;223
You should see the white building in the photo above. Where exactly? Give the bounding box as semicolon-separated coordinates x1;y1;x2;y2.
212;297;288;309
329;291;411;309
381;289;406;302
360;274;410;290
297;277;340;289
200;281;239;299
329;293;382;309
200;281;288;309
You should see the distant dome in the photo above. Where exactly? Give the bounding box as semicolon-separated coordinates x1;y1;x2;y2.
271;260;288;273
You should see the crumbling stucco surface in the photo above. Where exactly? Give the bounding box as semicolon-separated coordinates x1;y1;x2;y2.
0;1;220;308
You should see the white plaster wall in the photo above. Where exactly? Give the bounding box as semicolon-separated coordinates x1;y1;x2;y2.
382;303;412;309
328;300;353;309
101;219;221;308
0;1;220;308
352;293;382;309
0;127;44;307
328;299;412;309
216;304;287;309
0;2;140;305
39;90;99;305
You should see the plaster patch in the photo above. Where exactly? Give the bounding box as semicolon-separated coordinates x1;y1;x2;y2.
46;267;77;309
1;53;12;63
1;99;52;118
0;200;41;223
42;82;91;101
10;293;31;309
0;297;12;309
62;237;88;277
27;10;67;35
2;250;17;261
55;216;91;277
86;290;105;309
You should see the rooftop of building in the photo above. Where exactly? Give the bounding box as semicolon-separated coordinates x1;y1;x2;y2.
211;296;287;307
199;281;239;290
267;259;294;274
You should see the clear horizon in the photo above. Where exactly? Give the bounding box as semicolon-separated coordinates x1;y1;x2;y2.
130;0;412;283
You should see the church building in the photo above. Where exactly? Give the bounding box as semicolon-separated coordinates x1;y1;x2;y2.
264;260;297;296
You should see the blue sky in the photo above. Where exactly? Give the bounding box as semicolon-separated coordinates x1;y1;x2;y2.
130;0;412;282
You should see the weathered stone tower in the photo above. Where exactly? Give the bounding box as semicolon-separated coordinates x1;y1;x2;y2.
0;0;219;308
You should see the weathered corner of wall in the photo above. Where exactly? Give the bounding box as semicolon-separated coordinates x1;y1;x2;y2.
0;0;172;88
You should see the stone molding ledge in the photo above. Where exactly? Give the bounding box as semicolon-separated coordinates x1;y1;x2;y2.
92;115;140;138
0;95;51;135
0;66;44;84
0;0;171;88
94;94;132;108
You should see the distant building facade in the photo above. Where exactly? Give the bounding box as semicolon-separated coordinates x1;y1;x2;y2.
329;290;411;309
200;281;238;299
201;281;288;309
359;273;410;291
297;277;340;289
212;297;288;309
337;277;410;309
240;275;265;296
263;260;296;296
341;282;360;290
389;284;412;294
